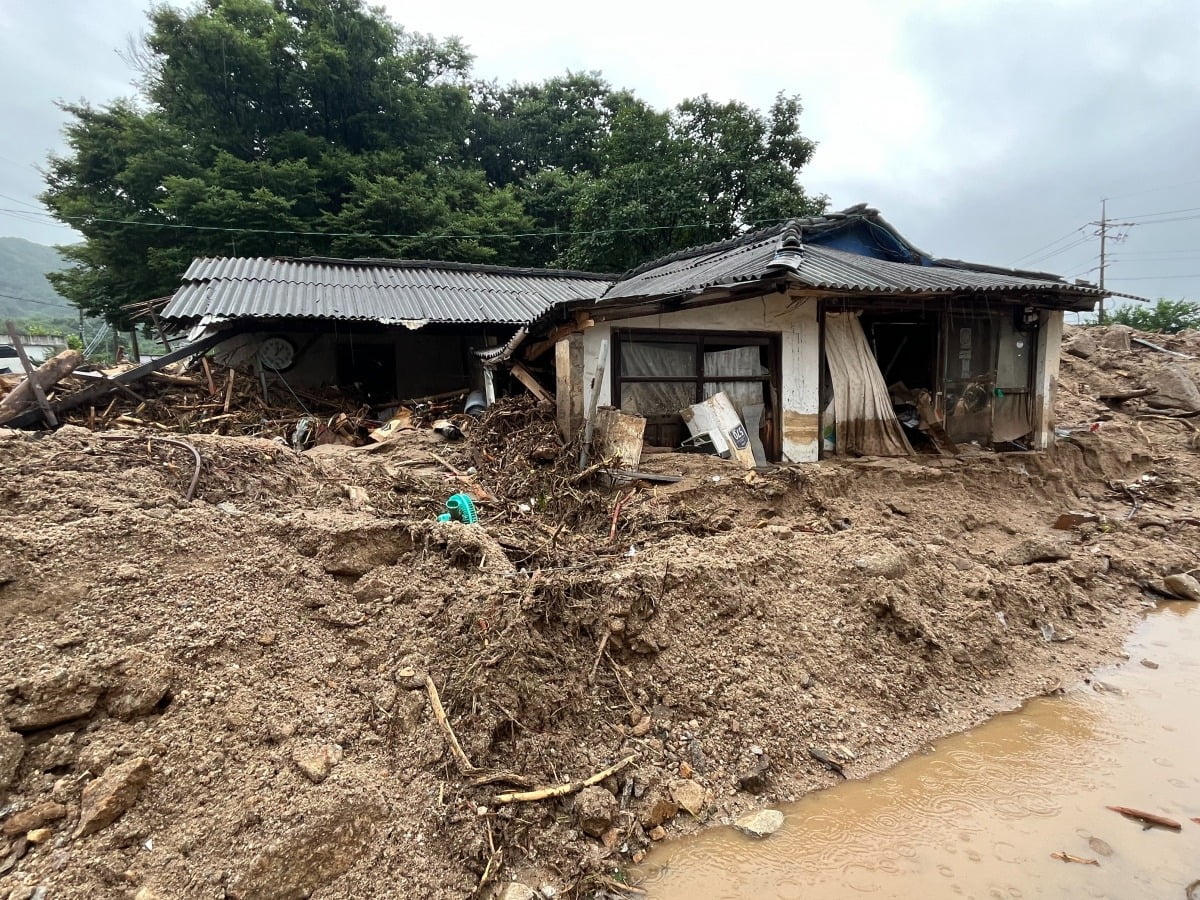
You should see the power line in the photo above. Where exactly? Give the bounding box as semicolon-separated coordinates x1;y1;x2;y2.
1010;224;1087;265
1109;273;1200;282
0;290;73;309
0;206;787;242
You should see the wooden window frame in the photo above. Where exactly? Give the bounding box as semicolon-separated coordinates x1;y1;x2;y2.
612;327;782;460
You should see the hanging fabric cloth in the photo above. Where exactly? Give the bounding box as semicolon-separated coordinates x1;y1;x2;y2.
825;311;914;457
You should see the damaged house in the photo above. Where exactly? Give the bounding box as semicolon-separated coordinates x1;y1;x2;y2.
149;205;1110;462
546;206;1111;463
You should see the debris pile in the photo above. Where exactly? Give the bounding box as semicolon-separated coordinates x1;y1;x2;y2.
0;325;1199;899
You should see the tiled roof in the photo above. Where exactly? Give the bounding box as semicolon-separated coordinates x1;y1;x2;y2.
603;215;1106;305
161;257;614;327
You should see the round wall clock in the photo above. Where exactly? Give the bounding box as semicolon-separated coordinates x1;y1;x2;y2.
258;335;297;372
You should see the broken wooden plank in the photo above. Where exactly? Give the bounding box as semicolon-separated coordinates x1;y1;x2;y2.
1;330;229;429
509;361;553;404
1097;387;1154;402
1132;337;1195;359
3;323;58;427
1106;805;1182;830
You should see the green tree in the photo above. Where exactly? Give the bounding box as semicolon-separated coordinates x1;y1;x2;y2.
1103;299;1200;333
43;0;823;322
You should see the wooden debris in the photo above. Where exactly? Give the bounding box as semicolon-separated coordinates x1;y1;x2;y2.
1097;387;1154;402
1050;851;1100;866
509;361;554;404
493;755;636;805
424;674;481;775
1105;805;1181;830
808;747;846;779
0;344;82;425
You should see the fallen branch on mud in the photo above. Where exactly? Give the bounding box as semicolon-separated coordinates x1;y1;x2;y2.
94;433;203;501
425;674;482;775
493;754;636;805
1106;805;1181;830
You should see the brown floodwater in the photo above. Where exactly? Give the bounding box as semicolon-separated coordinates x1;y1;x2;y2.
636;601;1200;900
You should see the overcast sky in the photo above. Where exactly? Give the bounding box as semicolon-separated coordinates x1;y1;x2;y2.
2;0;1198;304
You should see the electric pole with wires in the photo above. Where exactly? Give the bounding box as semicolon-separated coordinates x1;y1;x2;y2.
1091;199;1137;322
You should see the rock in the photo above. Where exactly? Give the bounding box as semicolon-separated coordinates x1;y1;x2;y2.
640;794;679;828
0;729;23;795
106;661;172;720
1099;325;1133;351
2;801;67;836
76;756;153;837
668;779;705;818
1065;331;1098;359
227;801;378;900
1053;511;1099;530
1005;539;1070;566
734;808;785;838
573;785;617;838
648;825;666;841
1163;573;1200;601
1141;659;1160;669
25;828;52;844
8;669;102;731
1147;363;1200;412
852;552;908;579
630;716;652;737
496;885;537;900
736;754;772;794
291;744;343;783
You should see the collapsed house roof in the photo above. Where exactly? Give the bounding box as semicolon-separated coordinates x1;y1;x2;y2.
602;206;1109;309
161;256;615;328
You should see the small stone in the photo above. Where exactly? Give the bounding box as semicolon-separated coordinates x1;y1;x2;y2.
496;884;537;900
76;756;154;837
737;754;772;794
2;801;67;836
574;785;617;838
1053;511;1099;530
648;825;666;841
852;552;907;579
1141;659;1160;669
734;808;785;837
669;779;705;818
640;795;679;827
678;761;694;779
632;850;646;864
256;630;277;646
0;728;23;794
1163;573;1200;601
1005;539;1070;566
291;744;343;784
630;716;652;737
25;827;53;844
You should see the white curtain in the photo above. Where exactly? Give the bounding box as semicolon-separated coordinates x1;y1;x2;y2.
825;312;914;457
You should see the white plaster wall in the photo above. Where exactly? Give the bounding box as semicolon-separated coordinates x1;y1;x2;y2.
581;292;821;462
1033;309;1064;449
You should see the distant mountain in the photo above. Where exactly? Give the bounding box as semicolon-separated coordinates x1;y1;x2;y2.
0;237;74;323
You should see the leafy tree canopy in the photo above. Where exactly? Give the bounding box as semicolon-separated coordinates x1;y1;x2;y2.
1101;299;1200;334
43;0;824;324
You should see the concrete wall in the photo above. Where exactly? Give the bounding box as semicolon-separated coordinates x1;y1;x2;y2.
581;291;822;462
1032;309;1064;449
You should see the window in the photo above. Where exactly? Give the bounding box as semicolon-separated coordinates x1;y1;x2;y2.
613;329;779;458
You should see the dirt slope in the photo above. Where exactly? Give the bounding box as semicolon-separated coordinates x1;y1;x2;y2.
1;326;1199;900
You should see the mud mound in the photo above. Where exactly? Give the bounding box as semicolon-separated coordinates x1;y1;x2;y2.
2;361;1200;899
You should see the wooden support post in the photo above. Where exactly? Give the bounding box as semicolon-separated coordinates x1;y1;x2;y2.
4;322;57;427
150;309;174;353
555;332;584;442
579;338;609;468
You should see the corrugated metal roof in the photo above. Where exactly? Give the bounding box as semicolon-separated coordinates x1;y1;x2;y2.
163;256;614;326
603;219;1106;304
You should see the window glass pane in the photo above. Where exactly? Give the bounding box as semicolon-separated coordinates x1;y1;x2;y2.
621;340;696;377
621;382;696;416
703;346;768;379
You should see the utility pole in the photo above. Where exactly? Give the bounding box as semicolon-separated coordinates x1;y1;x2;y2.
1090;199;1137;324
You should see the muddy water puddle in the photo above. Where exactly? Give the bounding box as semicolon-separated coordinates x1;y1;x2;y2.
637;602;1200;899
